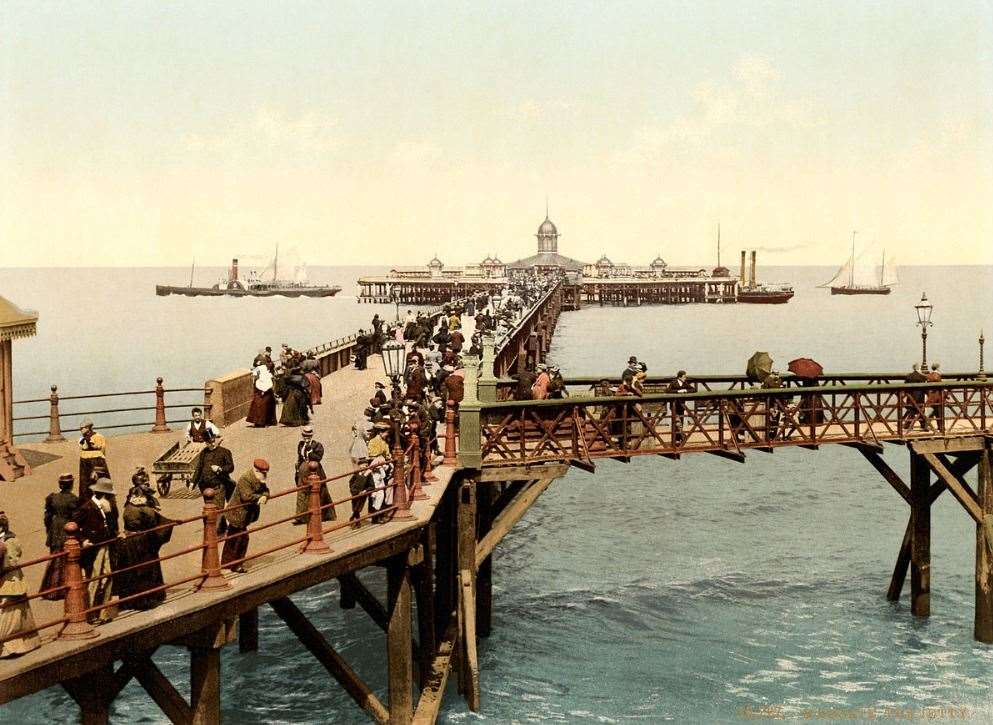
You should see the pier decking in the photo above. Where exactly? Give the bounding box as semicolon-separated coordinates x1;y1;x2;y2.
2;280;992;724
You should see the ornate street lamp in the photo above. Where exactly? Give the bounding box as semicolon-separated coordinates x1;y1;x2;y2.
381;339;406;384
914;292;933;368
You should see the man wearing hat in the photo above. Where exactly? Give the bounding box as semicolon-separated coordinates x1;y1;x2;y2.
622;356;640;385
294;426;329;524
221;459;270;573
72;477;119;622
77;419;109;501
371;381;388;408
191;431;235;507
531;363;551;400
348;456;375;529
40;473;80;600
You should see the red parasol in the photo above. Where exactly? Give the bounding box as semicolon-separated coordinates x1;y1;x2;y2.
788;357;824;379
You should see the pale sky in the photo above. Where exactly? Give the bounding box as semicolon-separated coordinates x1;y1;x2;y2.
2;1;991;267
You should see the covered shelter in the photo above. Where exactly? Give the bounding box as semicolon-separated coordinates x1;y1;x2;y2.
0;294;38;480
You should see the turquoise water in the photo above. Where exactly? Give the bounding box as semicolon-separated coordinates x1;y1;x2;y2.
1;265;992;722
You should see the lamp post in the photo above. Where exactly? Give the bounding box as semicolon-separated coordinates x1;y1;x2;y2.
980;330;986;380
381;339;406;402
389;287;400;323
914;292;933;369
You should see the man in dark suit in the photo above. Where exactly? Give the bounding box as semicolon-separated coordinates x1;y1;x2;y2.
191;431;235;511
72;477;118;622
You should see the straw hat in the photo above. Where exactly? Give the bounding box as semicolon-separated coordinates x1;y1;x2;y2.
90;478;115;495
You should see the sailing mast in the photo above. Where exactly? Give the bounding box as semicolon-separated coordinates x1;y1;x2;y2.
274;244;279;282
189;258;195;288
717;223;721;267
880;249;885;286
849;230;856;288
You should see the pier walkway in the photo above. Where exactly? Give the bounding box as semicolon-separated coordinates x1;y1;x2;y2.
2;278;992;724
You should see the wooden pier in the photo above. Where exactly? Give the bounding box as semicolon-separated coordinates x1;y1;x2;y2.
2;281;992;724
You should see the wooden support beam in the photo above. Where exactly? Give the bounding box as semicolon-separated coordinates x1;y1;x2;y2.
911;435;988;454
239;608;259;653
858;449;912;505
611;455;633;463
458;568;481;712
656;453;680;460
477;485;494;639
798;444;820;451
476;479;555;567
926;454;981;506
917;450;984;524
189;646;221;725
910;452;931;618
131;655;194;724
412;613;459;725
480;463;570;482
568;458;596;474
975;443;993;643
887;519;912;601
843;441;884;454
412;526;437;686
707;449;745;463
269;596;389;724
62;665;115;725
387;556;414;725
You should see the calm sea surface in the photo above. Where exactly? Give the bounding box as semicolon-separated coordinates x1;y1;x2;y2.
1;265;992;723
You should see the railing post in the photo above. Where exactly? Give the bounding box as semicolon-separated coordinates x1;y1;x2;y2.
302;462;331;554
45;384;65;443
410;432;428;500
152;377;171;433
393;445;415;521
444;401;458;465
423;435;438;482
59;522;97;640
200;489;230;590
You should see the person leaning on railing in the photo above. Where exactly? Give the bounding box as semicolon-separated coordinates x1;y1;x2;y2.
71;478;119;624
221;459;270;574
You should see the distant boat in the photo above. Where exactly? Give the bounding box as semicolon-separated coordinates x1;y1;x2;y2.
822;232;898;295
156;248;342;298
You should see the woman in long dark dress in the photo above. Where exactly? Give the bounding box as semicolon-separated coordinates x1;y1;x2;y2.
40;474;79;600
115;488;174;611
277;368;311;427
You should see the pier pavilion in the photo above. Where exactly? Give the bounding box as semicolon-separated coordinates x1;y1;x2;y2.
357;213;741;306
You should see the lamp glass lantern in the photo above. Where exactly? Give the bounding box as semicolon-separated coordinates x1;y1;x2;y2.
915;293;933;327
381;340;406;380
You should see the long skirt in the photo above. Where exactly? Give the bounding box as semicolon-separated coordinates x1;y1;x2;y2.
279;388;310;427
85;545;115;623
115;533;169;611
0;596;40;657
79;457;110;500
305;372;323;406
294;483;336;524
40;551;66;601
221;526;250;570
246;388;277;426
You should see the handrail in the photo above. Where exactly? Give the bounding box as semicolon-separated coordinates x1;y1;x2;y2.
479;378;993;409
0;441;428;648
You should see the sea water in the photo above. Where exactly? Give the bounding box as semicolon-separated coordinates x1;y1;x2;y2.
1;265;991;723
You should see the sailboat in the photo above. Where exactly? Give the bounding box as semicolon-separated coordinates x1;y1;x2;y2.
821;232;898;295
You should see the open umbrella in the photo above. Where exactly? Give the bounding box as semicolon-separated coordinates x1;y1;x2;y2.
788;357;823;379
746;351;774;382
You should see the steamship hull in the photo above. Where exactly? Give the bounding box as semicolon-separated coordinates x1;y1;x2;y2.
155;285;341;298
736;290;795;304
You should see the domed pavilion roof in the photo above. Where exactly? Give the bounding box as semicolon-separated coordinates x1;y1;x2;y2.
537;217;558;236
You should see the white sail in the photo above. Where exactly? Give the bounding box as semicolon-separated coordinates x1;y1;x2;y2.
294;262;308;283
877;252;898;287
820;255;853;288
850;252;880;287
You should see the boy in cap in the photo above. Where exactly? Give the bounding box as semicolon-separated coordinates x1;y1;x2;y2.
222;459;270;573
348;456;375;529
